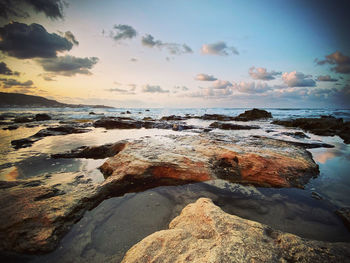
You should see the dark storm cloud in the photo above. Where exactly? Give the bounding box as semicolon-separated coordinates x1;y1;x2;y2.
64;31;79;45
142;85;170;93
201;41;238;56
0;22;73;59
0;0;65;19
249;67;281;81
316;51;350;74
141;34;193;55
0;78;33;88
316;75;338;82
111;24;137;41
0;62;20;76
38;55;99;76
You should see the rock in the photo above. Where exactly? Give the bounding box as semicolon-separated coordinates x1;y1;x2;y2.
93;117;142;129
52;141;128;159
145;109;150;112
89;112;96;115
209;122;259;130
13;116;33;123
126;111;131;114
253;135;334;149
34;113;51;121
233;108;272;121
142;117;154;121
94;117;196;131
0;173;98;254
0;134;322;255
272;117;350;144
199;114;235;121
160;115;185;121
11;138;34;149
99;134;319;189
336;208;350;231
311;191;323;200
281;131;310;139
2;125;18;130
122;198;350;263
11;125;91;149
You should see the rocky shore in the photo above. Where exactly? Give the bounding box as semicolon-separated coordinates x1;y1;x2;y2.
0;108;349;261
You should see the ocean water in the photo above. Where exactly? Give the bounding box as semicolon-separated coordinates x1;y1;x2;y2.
0;108;350;263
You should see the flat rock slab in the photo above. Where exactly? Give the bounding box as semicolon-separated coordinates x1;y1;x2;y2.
122;198;350;263
0;134;321;254
100;134;319;189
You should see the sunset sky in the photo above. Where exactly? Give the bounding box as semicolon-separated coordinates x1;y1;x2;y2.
0;0;349;108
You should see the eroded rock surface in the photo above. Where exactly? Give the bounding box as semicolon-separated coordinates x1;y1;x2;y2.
272;116;350;144
100;134;319;189
0;173;98;254
122;198;350;263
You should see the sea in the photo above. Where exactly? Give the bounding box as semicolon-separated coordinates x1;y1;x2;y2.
0;107;350;263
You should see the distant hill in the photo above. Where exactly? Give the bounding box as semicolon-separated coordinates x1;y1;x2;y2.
0;92;114;108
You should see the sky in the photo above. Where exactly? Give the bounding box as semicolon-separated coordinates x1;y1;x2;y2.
0;0;349;108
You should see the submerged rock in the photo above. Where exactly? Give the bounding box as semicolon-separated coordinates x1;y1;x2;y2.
336;208;350;231
272;116;350;144
121;198;350;263
209;122;259;130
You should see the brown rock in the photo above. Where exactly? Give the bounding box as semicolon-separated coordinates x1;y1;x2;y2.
100;134;319;189
336;207;350;231
122;198;350;263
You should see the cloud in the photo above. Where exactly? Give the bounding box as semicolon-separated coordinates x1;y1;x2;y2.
0;62;20;76
0;0;65;19
233;81;273;94
201;41;239;56
315;51;350;74
0;78;34;88
142;84;169;93
63;31;79;45
249;67;281;80
111;24;137;41
282;71;316;87
130;58;138;62
316;75;338;82
37;55;99;76
211;80;232;89
0;22;73;59
195;73;217;81
173;86;189;93
106;88;135;95
141;34;193;55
